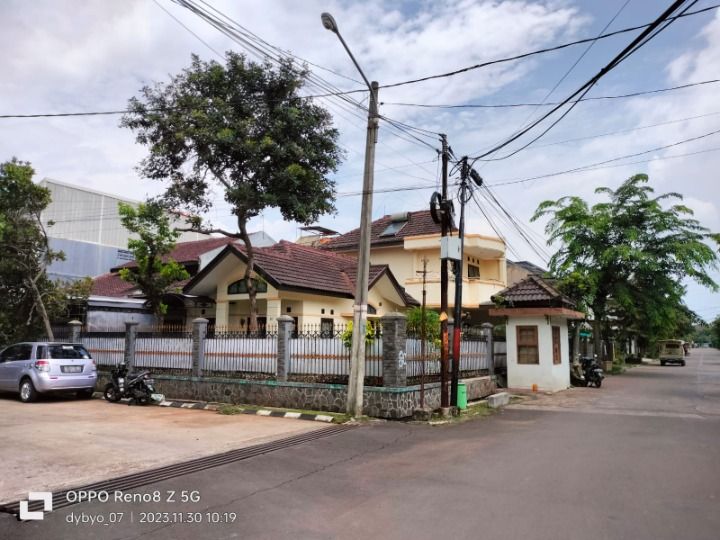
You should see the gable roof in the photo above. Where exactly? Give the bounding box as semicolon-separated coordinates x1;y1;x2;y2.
184;240;418;306
322;210;454;251
491;275;575;308
112;232;276;271
113;236;237;271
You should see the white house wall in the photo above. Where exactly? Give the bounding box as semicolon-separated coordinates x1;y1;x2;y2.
506;315;570;392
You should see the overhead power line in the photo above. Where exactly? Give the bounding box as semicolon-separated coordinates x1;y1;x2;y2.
470;0;697;163
529;110;720;149
488;125;720;187
381;78;720;109
4;78;717;120
298;3;720;96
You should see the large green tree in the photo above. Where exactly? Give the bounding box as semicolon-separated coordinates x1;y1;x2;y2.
0;158;90;343
533;174;719;358
118;201;189;319
121;52;343;330
711;316;720;348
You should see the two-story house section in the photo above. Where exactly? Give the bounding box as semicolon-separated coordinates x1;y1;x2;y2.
322;210;507;324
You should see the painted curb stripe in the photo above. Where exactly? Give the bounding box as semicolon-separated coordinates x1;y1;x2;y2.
159;400;338;423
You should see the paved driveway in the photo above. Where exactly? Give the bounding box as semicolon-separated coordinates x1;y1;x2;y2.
508;347;720;418
0;395;324;504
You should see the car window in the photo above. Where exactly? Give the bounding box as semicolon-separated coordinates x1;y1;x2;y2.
47;345;91;359
37;345;48;360
15;344;33;361
0;345;19;362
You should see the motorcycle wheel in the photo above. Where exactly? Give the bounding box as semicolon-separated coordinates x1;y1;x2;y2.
594;378;602;388
104;383;121;402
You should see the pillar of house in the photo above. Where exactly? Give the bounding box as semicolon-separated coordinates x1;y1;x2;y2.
123;321;139;370
498;257;508;285
215;301;230;329
276;315;294;381
482;322;494;378
382;312;407;387
192;318;208;377
266;298;282;325
69;320;83;343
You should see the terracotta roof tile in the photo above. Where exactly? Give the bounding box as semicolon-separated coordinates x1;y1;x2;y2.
491;275;574;308
323;210;453;251
91;273;139;297
115;236;237;270
187;241;418;306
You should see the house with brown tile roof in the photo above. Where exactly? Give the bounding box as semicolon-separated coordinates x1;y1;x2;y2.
184;241;418;330
86;233;274;329
88;236;415;330
322;210;507;325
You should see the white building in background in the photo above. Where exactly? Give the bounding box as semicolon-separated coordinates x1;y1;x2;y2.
39;178;209;282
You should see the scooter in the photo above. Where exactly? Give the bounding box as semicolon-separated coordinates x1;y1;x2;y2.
580;355;604;388
103;363;163;405
570;357;587;387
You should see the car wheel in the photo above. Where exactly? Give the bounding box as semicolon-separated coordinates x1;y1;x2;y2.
681;360;686;367
77;389;95;399
19;379;38;403
103;383;121;403
661;361;666;366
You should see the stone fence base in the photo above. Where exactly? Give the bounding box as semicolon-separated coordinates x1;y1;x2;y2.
97;373;495;419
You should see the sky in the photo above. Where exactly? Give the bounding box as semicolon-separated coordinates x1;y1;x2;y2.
1;0;719;322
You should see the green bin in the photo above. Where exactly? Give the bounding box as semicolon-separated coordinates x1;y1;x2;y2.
457;382;467;409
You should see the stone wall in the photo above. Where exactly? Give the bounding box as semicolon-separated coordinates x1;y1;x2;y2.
97;373;494;419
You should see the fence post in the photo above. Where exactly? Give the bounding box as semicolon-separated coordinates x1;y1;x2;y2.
192;318;208;377
482;322;494;379
68;320;82;343
276;315;293;381
124;321;139;370
382;313;407;387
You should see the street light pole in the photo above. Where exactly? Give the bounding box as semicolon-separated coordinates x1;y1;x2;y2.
321;12;379;417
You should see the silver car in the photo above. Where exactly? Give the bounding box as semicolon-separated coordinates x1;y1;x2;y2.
0;342;97;402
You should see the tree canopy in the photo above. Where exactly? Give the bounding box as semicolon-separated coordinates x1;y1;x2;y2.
118;201;189;318
532;174;719;355
0;158;90;343
121;52;343;330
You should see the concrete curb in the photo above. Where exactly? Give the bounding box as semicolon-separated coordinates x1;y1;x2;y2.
158;400;336;423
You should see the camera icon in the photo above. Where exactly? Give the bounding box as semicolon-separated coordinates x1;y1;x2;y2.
19;492;53;521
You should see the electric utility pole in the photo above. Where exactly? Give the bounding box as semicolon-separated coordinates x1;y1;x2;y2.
417;257;429;409
439;134;450;409
451;158;469;405
451;158;482;405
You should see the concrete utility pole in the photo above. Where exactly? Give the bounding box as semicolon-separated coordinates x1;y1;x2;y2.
439;135;450;408
417;257;429;408
451;158;482;405
321;12;379;417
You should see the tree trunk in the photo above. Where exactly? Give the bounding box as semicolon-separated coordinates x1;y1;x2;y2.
592;317;603;360
572;321;580;362
28;271;53;340
238;217;258;333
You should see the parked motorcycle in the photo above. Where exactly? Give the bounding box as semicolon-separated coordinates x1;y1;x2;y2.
580;355;604;388
103;363;163;405
570;357;586;387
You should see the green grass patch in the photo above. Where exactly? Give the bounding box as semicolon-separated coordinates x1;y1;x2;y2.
429;402;494;425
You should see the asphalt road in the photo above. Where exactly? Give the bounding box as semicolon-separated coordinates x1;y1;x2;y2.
3;348;719;540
